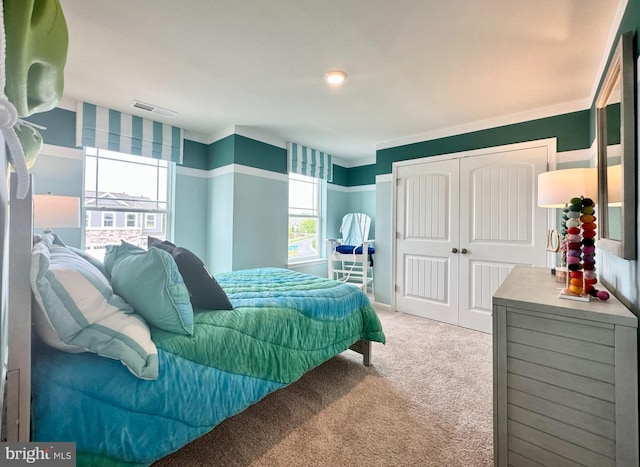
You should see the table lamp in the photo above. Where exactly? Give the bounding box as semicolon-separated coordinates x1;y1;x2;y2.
537;168;600;301
34;193;80;233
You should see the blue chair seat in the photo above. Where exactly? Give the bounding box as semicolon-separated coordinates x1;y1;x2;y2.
335;244;375;255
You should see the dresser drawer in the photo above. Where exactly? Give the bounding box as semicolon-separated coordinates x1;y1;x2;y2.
493;267;638;467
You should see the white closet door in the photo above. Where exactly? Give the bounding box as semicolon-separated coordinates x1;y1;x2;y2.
395;159;460;324
458;146;549;332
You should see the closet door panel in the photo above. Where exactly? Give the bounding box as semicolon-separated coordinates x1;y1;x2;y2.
395;160;459;323
459;145;548;332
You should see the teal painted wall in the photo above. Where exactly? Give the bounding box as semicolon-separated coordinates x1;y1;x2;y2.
232;171;288;270
30;152;83;247
181;140;208;170
330;164;348;186
376;110;590;175
330;163;376;187
27;108;76;148
234;135;287;174
347;188;376;238
347;164;376;186
374;179;393;305
208;136;235;170
174;171;209;261
207;171;234;273
326;187;348;240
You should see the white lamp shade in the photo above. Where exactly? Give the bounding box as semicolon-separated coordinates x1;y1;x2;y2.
34;195;81;229
537;168;598;208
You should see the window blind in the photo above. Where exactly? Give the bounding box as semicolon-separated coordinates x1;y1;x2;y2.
76;102;183;164
288;142;332;181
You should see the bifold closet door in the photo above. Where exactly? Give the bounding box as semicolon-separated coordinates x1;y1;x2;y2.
395;144;548;333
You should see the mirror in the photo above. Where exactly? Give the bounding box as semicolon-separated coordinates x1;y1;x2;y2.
596;31;637;260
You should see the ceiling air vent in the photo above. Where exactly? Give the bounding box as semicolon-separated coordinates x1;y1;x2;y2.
131;100;177;117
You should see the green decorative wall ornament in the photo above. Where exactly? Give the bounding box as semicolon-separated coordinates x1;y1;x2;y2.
1;0;68;198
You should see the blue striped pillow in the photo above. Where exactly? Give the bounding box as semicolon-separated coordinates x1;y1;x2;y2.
30;234;158;380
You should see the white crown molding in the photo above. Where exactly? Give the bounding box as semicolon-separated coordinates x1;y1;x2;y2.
183;130;210;144
233;126;287;149
203;125;288;149
336;156;376;168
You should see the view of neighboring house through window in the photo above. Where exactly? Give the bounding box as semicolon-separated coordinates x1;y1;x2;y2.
84;147;171;260
288;173;321;261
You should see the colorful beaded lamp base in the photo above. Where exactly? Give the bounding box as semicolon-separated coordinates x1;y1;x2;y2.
558;196;597;302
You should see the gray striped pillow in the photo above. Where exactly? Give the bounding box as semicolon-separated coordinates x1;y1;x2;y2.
30;234;158;380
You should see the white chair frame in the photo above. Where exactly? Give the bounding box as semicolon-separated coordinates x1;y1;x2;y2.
327;213;374;293
327;239;374;293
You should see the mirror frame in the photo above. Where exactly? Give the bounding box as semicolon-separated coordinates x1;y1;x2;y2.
596;31;637;260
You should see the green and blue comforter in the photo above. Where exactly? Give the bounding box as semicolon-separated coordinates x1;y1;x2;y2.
31;268;385;465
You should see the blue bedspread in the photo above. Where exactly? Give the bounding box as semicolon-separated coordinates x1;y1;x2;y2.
31;268;385;465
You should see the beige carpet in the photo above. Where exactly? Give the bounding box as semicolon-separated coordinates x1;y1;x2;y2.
154;307;494;466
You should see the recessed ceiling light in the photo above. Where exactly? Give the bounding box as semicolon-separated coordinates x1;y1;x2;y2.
324;70;347;86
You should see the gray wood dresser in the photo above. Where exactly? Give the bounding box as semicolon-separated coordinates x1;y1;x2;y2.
493;266;639;466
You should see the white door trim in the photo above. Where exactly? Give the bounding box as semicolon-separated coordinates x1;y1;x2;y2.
391;137;557;313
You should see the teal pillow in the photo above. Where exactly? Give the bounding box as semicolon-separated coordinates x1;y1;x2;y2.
30;234;158;380
103;240;143;277
105;242;194;335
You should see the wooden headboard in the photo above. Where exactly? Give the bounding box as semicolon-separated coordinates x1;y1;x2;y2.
1;138;34;442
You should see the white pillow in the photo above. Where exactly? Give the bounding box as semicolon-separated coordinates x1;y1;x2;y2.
30;234;158;379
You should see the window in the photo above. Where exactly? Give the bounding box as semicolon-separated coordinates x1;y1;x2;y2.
84;147;171;260
288;173;321;262
102;212;115;228
145;214;156;229
126;213;138;228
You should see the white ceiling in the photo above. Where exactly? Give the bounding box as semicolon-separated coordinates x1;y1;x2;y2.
58;0;622;164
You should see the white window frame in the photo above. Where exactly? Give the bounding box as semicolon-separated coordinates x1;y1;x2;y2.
102;211;115;228
82;147;174;254
126;212;138;228
288;173;324;263
145;213;156;229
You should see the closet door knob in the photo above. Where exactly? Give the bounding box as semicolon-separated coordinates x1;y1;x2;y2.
451;248;458;253
461;248;468;254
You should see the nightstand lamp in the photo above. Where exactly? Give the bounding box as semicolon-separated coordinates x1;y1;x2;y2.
537;167;602;301
33;193;80;233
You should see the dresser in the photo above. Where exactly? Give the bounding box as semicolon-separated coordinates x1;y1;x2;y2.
493;266;638;466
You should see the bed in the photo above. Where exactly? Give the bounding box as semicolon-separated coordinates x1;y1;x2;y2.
1;155;385;465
